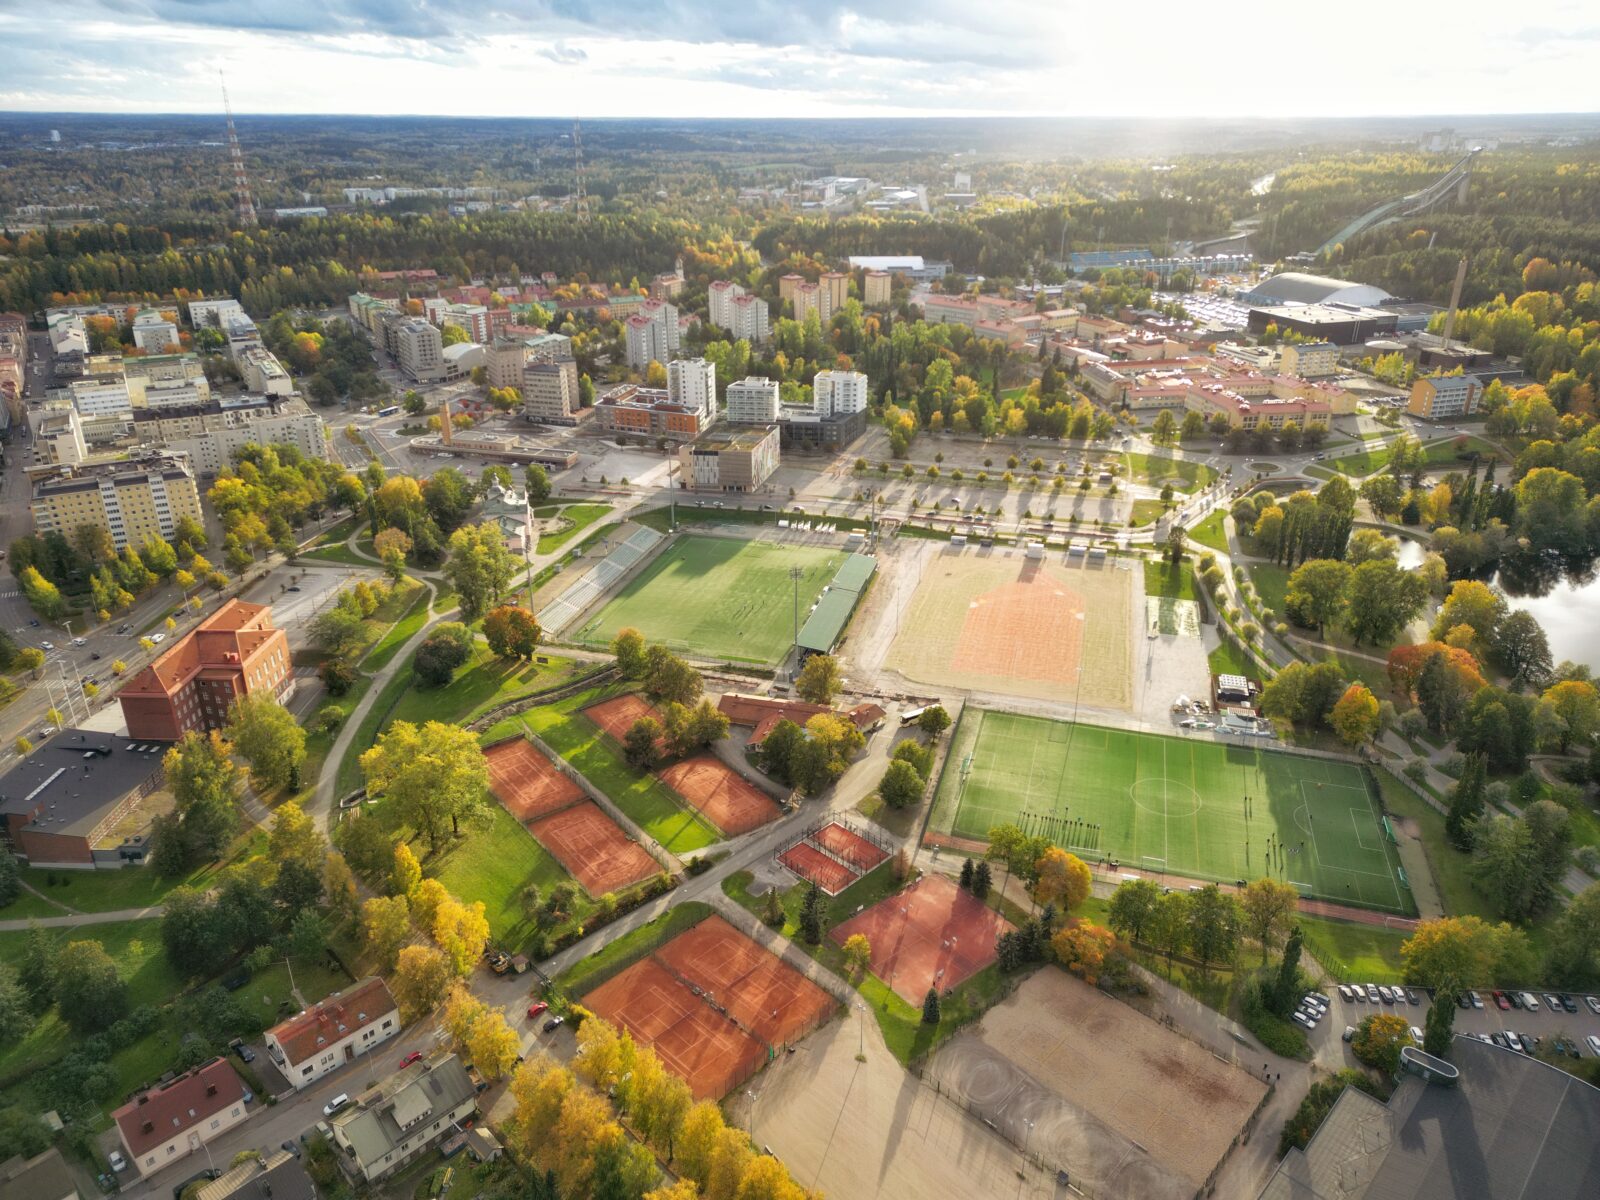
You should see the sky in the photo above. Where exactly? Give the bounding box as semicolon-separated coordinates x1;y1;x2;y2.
1;1;1597;118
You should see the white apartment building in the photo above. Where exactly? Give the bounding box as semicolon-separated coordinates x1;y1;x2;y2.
811;369;868;417
69;377;132;420
395;318;445;383
624;300;680;369
138;398;329;474
112;1059;249;1178
437;303;491;344
708;280;745;330
729;294;770;343
237;345;293;395
668;357;717;424
725;377;780;424
131;310;179;353
187;298;247;330
265;978;400;1090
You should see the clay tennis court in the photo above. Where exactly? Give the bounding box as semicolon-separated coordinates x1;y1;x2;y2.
584;693;665;745
658;754;781;835
831;874;1014;1004
778;841;860;895
582;915;834;1099
485;737;584;821
653;915;834;1048
583;956;766;1100
813;821;889;871
884;554;1133;708
528;801;659;897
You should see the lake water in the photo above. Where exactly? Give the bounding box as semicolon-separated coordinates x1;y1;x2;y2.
1494;568;1600;674
1394;538;1426;570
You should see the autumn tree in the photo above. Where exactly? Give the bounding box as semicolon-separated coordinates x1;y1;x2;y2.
443;522;519;623
611;627;647;677
151;730;240;875
1352;1013;1412;1073
362;895;411;971
483;606;543;659
392;945;452;1023
374;526;413;580
1032;847;1091;911
1330;683;1380;746
360;720;490;853
391;841;423;897
795;654;843;705
433;897;491;976
1051;921;1117;983
842;933;872;978
226;695;307;791
1239;877;1300;961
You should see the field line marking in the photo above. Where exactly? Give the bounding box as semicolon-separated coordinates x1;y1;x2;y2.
1351;807;1380;852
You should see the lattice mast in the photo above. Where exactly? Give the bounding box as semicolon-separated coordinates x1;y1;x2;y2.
220;71;257;228
573;118;589;222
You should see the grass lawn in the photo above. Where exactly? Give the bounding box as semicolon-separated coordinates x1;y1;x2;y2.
722;867;1011;1064
515;687;720;855
1247;562;1291;616
360;579;431;672
0;889;69;919
552;901;713;999
1298;643;1396;699
1372;772;1496;924
299;540;374;568
1297;914;1408;984
932;711;1413;913
1423;436;1504;465
425;804;595;948
1123;452;1218;493
1189;508;1230;553
572;534;846;664
17;837;251;914
536;503;612;554
1208;637;1256;679
1326;445;1395;477
1129;498;1169;527
1144;558;1199;602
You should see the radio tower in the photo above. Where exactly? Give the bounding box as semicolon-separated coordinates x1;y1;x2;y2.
572;118;589;222
220;71;258;228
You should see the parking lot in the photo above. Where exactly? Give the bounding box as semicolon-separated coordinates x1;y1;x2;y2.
1299;984;1600;1063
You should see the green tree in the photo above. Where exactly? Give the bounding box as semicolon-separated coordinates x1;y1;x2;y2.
415;623;473;688
1149;890;1192;969
1240;878;1300;962
611;628;647;678
921;987;941;1025
1445;754;1487;849
53;939;128;1033
1107;877;1162;943
226;695;307;791
1273;926;1304;1015
443;522;518;623
623;718;663;770
154;731;240;874
1352;1013;1412;1074
878;758;925;809
798;883;824;945
525;463;552;503
1342;559;1428;648
1284;558;1351;635
795;654;843;705
1186;884;1241;977
916;705;952;736
1423;984;1457;1055
360;720;490;853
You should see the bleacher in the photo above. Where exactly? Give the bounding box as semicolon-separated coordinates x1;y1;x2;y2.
537;526;663;634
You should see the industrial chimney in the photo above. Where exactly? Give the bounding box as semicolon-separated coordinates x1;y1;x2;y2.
1440;256;1468;347
439;397;453;445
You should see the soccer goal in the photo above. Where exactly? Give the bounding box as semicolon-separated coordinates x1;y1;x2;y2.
1140;856;1167;873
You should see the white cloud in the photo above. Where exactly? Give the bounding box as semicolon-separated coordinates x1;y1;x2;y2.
0;1;1595;116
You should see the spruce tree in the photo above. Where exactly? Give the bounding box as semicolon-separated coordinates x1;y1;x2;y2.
762;886;785;928
922;987;941;1025
959;858;975;891
1274;926;1304;1015
1423;984;1457;1056
972;860;992;901
798;882;824;944
1445;754;1487;850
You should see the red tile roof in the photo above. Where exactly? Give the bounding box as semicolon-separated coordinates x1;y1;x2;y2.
113;1058;244;1159
119;600;276;697
717;693;884;746
266;978;398;1068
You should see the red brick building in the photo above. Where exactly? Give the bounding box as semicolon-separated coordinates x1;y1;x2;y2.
118;600;295;741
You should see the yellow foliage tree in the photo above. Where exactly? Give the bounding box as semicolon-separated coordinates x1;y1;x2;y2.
442;981;486;1049
1051;922;1116;984
408;877;449;933
391;944;451;1023
434;897;490;977
391;841;422;897
465;1007;522;1081
1032;847;1091;911
360;895;411;972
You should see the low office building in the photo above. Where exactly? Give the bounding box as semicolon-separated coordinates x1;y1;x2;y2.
187;298;247;330
29;453;203;552
777;405;867;451
1246;303;1398;345
0;731;166;868
112;1058;249;1178
35;410;88;466
1408;373;1483;420
594;384;704;441
328;1054;477;1183
0;1148;78;1200
265;978;401;1090
679;426;780;492
1259;1036;1600;1200
118;600;295;741
725;377;780;424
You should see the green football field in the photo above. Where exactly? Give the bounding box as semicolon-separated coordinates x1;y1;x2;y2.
574;535;842;664
931;710;1413;914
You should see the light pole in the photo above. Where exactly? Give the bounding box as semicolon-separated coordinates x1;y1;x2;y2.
788;565;804;678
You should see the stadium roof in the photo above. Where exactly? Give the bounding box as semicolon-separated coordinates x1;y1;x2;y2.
1259;1035;1600;1200
798;589;860;654
1242;272;1393;308
831;553;878;594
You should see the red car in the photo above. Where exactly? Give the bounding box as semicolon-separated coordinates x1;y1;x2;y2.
1491;990;1511;1011
527;1001;550;1020
399;1051;423;1067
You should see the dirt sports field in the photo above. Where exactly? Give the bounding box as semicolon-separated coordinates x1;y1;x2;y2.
927;971;1266;1198
582;915;835;1099
528;802;659;896
814;821;889;870
584;693;664;746
884;551;1134;707
831;875;1013;1004
485;737;584;821
778;842;858;894
658;754;781;835
779;821;891;893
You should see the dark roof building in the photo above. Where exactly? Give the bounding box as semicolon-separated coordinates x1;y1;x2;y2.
0;730;166;867
0;1148;78;1200
1259;1036;1600;1200
194;1149;316;1200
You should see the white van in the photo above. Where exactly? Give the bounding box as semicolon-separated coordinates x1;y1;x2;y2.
323;1093;350;1116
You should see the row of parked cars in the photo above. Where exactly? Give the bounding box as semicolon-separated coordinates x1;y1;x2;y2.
1339;983;1423;1006
1480;990;1600;1015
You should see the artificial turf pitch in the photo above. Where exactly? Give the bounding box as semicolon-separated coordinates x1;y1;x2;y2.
931;710;1413;914
575;535;842;664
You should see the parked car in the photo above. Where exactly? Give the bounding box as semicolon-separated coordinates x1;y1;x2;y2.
1468;991;1484;1009
39;641;53;650
543;1016;564;1033
1376;986;1393;1003
1490;1032;1509;1048
527;1001;550;1020
323;1093;350;1116
1587;996;1600;1016
1559;994;1579;1013
1587;1035;1600;1057
1509;991;1525;1009
1293;1011;1315;1029
1410;1027;1424;1045
1521;992;1541;1011
108;1151;127;1173
1492;990;1510;1010
1404;988;1420;1005
1337;985;1354;1002
1543;993;1563;1011
151;633;165;644
400;1051;423;1067
231;1041;255;1063
280;1141;302;1159
1503;1032;1523;1053
1456;992;1473;1009
1342;1025;1356;1042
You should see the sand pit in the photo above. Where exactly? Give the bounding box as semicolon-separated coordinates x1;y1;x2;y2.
830;874;1013;1003
885;553;1133;707
658;754;781;835
527;801;660;897
927;971;1266;1197
485;737;584;821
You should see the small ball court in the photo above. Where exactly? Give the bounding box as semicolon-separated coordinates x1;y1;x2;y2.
778;820;893;894
529;802;660;896
484;735;659;898
831;875;1015;1004
582;915;835;1099
658;754;782;835
584;693;665;746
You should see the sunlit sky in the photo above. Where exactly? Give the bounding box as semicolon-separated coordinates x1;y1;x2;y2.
1;1;1597;117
